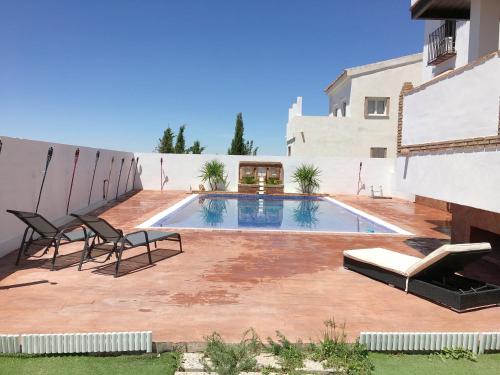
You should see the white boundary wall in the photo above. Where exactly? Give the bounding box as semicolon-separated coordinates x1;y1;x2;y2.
135;152;397;196
0;136;134;257
0;136;398;256
397;150;500;214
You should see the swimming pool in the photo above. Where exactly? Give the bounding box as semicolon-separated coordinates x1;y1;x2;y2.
139;194;411;234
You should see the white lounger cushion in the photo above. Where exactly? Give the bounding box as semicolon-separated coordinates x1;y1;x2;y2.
343;248;420;276
344;243;491;278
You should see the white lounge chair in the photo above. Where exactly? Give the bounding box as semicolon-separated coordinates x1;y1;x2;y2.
343;243;500;312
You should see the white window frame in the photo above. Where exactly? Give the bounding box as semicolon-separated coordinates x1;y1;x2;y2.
365;97;390;118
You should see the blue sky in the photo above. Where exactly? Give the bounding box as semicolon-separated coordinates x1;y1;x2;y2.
0;0;423;155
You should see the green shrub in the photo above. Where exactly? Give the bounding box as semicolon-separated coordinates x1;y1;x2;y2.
291;164;321;194
433;347;477;362
308;319;373;375
266;177;281;185
203;330;261;375
241;176;256;184
267;331;304;374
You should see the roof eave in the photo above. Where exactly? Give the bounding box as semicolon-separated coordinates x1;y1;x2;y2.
324;71;348;94
411;0;471;20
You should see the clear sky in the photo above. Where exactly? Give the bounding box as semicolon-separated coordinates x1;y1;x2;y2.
0;0;423;155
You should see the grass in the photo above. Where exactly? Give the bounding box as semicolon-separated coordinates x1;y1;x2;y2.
0;353;179;375
370;352;500;375
1;351;499;374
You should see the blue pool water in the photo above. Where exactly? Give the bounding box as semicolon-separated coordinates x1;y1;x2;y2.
151;194;396;233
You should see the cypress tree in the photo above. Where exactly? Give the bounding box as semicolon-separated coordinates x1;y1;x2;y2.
174;125;187;154
156;127;175;153
188;140;205;154
228;113;246;155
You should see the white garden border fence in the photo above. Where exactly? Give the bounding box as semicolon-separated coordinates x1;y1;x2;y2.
360;332;500;354
2;331;499;355
0;332;152;354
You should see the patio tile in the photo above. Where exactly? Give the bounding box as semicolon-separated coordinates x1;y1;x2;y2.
0;190;498;343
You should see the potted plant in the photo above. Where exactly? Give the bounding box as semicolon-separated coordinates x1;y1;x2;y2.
291;164;321;194
266;177;281;185
241;176;256;185
200;160;228;191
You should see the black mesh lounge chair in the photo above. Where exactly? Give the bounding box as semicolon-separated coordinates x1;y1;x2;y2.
343;243;500;312
71;214;182;277
6;209;95;271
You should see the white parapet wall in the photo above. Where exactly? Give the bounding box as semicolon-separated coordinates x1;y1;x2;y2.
0;136;135;257
403;52;500;145
134;152;397;196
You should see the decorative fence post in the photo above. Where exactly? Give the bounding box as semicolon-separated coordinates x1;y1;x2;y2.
66;148;80;214
132;157;139;191
35;147;54;213
88;150;100;206
115;158;125;200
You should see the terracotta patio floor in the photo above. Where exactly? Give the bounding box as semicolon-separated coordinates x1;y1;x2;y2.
1;190;499;343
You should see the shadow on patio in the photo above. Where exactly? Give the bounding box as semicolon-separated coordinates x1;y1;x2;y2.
91;248;183;277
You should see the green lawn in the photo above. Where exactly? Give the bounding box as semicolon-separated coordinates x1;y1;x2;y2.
1;352;499;374
0;353;179;375
371;353;500;375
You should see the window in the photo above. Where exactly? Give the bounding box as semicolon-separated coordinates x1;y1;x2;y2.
333;108;338;117
370;147;387;158
341;102;347;117
287;146;291;156
365;97;389;118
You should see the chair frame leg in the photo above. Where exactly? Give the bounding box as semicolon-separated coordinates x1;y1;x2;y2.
15;227;30;266
51;238;60;271
146;242;153;265
114;242;125;278
104;242;117;262
78;236;95;271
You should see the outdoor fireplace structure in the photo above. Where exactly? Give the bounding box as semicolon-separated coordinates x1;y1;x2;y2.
452;204;500;269
238;161;284;194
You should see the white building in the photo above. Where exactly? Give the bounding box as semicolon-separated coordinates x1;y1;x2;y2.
399;0;500;261
286;54;422;158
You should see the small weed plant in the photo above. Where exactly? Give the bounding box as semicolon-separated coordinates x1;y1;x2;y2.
432;347;477;362
308;319;374;375
267;331;304;374
203;329;261;375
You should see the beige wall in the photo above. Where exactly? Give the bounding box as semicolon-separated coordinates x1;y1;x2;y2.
287;58;422;158
287;115;398;158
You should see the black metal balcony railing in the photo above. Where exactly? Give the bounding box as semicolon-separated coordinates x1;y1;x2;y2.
428;21;457;65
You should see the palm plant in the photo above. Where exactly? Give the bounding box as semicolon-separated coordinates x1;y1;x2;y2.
200;160;228;190
291;164;321;194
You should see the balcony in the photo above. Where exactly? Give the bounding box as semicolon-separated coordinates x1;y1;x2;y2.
427;21;456;66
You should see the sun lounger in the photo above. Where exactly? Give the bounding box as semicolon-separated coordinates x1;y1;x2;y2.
71;214;182;277
7;209;95;270
343;243;500;312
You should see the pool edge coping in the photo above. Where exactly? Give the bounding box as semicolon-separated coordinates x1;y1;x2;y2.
136;193;414;236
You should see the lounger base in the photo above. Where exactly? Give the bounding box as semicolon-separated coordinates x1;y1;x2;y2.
344;256;500;312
